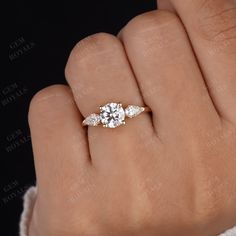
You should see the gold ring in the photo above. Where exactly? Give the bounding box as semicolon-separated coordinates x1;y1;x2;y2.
82;102;151;128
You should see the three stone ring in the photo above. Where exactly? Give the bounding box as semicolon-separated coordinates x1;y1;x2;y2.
82;102;151;128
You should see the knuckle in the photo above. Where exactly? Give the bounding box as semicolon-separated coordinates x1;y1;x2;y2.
67;33;121;65
28;85;71;121
123;10;182;53
125;10;179;34
194;174;226;226
195;1;236;42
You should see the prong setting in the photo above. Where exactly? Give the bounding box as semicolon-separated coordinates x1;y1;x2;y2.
83;103;150;128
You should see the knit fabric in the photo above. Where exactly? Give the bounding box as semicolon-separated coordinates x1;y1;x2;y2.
19;187;37;236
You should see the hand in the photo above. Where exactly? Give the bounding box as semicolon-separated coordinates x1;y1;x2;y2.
28;0;236;235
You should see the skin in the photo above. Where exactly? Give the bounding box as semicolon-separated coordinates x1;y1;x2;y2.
28;0;236;235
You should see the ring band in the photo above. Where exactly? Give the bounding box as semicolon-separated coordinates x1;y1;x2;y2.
82;102;151;128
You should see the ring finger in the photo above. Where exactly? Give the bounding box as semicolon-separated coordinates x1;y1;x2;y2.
65;33;154;167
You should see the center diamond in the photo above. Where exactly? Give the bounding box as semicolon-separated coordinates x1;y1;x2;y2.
100;103;125;128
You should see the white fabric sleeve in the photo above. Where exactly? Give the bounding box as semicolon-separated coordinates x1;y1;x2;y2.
19;187;37;236
219;227;236;236
19;186;236;236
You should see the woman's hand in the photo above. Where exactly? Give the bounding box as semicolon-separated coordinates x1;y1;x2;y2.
28;0;236;235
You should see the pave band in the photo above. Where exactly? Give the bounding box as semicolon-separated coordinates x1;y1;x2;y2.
82;102;151;128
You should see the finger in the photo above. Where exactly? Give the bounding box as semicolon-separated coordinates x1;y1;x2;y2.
28;85;91;197
119;10;221;138
158;0;236;123
65;33;154;167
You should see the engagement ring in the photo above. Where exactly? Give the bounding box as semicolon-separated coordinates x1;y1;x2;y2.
82;102;151;128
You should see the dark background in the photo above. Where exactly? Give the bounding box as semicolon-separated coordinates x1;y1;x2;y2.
3;1;156;235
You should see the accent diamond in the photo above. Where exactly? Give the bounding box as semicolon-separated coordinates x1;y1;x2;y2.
125;105;145;118
83;114;101;126
100;103;125;128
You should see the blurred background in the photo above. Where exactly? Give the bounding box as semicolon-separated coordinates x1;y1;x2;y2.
3;1;156;235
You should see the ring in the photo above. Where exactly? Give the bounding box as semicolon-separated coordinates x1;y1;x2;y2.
82;102;151;128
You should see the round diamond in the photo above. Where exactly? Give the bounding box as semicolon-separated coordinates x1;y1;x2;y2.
100;103;125;128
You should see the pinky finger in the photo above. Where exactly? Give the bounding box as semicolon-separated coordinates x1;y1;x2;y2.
28;85;91;197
